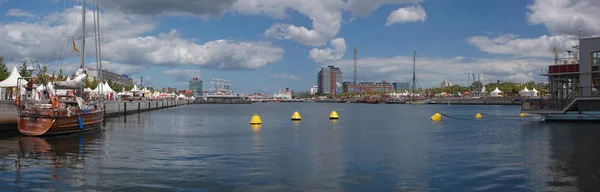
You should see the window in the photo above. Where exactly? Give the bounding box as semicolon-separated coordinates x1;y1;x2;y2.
593;51;600;65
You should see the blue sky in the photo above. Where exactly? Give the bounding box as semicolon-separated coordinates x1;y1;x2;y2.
1;0;598;93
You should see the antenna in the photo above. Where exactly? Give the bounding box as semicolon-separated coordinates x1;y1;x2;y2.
553;45;559;65
353;47;357;93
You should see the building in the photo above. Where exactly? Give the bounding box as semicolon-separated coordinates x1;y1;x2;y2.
317;65;342;95
440;80;452;88
309;85;318;95
161;87;177;94
392;82;410;91
189;78;203;97
342;80;394;93
178;89;193;97
86;68;133;85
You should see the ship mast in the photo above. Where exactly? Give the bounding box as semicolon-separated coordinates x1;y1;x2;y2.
411;50;416;103
79;0;86;96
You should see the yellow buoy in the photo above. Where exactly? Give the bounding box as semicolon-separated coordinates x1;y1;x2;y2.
520;113;527;117
475;113;482;119
250;113;262;124
291;111;302;121
329;110;339;119
431;113;442;121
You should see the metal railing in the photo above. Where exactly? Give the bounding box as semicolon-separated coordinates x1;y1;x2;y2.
521;86;600;111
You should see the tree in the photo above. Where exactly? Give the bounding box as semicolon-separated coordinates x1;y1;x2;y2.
58;69;64;81
0;56;8;81
19;60;30;77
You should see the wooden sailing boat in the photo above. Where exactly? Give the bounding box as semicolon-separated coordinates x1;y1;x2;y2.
15;0;104;136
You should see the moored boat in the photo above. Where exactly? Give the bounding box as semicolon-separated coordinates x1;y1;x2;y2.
15;0;105;136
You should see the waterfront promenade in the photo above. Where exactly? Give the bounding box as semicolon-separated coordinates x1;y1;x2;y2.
0;100;190;131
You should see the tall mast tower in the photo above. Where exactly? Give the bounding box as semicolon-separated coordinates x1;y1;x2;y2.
353;47;357;93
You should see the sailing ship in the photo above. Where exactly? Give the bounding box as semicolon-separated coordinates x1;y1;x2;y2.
408;50;429;104
14;0;105;136
521;31;600;121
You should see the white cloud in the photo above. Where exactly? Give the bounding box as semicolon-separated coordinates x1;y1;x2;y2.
527;0;600;37
5;9;36;19
467;34;578;58
103;29;284;70
162;69;202;81
329;55;552;87
269;73;301;80
385;5;427;26
89;0;428;47
0;6;283;71
308;38;347;63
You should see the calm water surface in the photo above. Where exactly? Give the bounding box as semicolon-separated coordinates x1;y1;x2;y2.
0;103;599;191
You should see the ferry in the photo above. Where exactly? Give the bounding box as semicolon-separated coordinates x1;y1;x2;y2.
521;34;600;122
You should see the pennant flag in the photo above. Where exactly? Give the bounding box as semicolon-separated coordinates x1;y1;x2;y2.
72;40;79;52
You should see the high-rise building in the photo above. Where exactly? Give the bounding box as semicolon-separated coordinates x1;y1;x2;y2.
440;80;452;88
189;78;203;97
392;82;410;91
317;65;342;95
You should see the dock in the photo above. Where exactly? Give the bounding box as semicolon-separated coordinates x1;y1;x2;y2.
0;100;190;131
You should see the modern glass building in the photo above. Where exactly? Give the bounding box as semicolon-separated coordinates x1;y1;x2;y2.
317;65;342;95
189;78;203;97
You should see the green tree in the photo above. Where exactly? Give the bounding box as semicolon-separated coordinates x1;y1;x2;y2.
19;60;30;77
0;56;9;81
58;69;64;81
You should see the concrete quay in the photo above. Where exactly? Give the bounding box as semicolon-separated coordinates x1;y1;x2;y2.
431;97;528;105
0;100;190;131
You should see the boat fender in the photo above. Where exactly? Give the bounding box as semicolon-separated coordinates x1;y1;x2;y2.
78;116;83;130
51;96;59;108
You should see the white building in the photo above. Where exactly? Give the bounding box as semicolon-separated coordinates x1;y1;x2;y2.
310;85;318;95
440;80;452;88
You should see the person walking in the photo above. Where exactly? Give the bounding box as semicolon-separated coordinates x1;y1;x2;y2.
8;88;13;100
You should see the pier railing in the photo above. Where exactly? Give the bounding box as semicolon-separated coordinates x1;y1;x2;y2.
520;86;600;112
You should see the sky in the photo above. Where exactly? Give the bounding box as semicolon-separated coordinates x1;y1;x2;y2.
1;0;599;93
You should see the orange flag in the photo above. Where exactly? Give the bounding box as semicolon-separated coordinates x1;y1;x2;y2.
72;40;79;52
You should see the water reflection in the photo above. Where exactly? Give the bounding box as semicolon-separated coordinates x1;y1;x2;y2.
545;123;600;191
1;130;104;191
250;124;262;151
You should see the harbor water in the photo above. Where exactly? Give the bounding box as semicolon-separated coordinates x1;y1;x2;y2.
0;103;598;191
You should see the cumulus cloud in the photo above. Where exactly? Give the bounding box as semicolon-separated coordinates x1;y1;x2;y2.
467;34;578;58
162;69;202;81
269;73;301;80
309;38;347;63
96;0;429;47
0;6;283;71
527;0;600;37
385;5;427;26
103;29;284;70
5;9;36;19
330;55;551;86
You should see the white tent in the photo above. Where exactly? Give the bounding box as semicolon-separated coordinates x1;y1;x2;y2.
131;84;139;92
178;94;185;98
103;82;115;93
0;66;27;88
530;88;539;96
490;87;503;97
519;87;530;96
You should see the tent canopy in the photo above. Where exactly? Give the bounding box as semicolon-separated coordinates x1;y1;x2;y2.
491;87;502;93
0;66;27;87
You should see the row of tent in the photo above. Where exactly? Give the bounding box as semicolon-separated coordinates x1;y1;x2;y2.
0;66;194;100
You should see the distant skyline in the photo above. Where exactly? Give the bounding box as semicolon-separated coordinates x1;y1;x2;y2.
1;0;599;93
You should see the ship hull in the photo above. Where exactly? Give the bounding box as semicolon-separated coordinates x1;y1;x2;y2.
18;110;103;136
